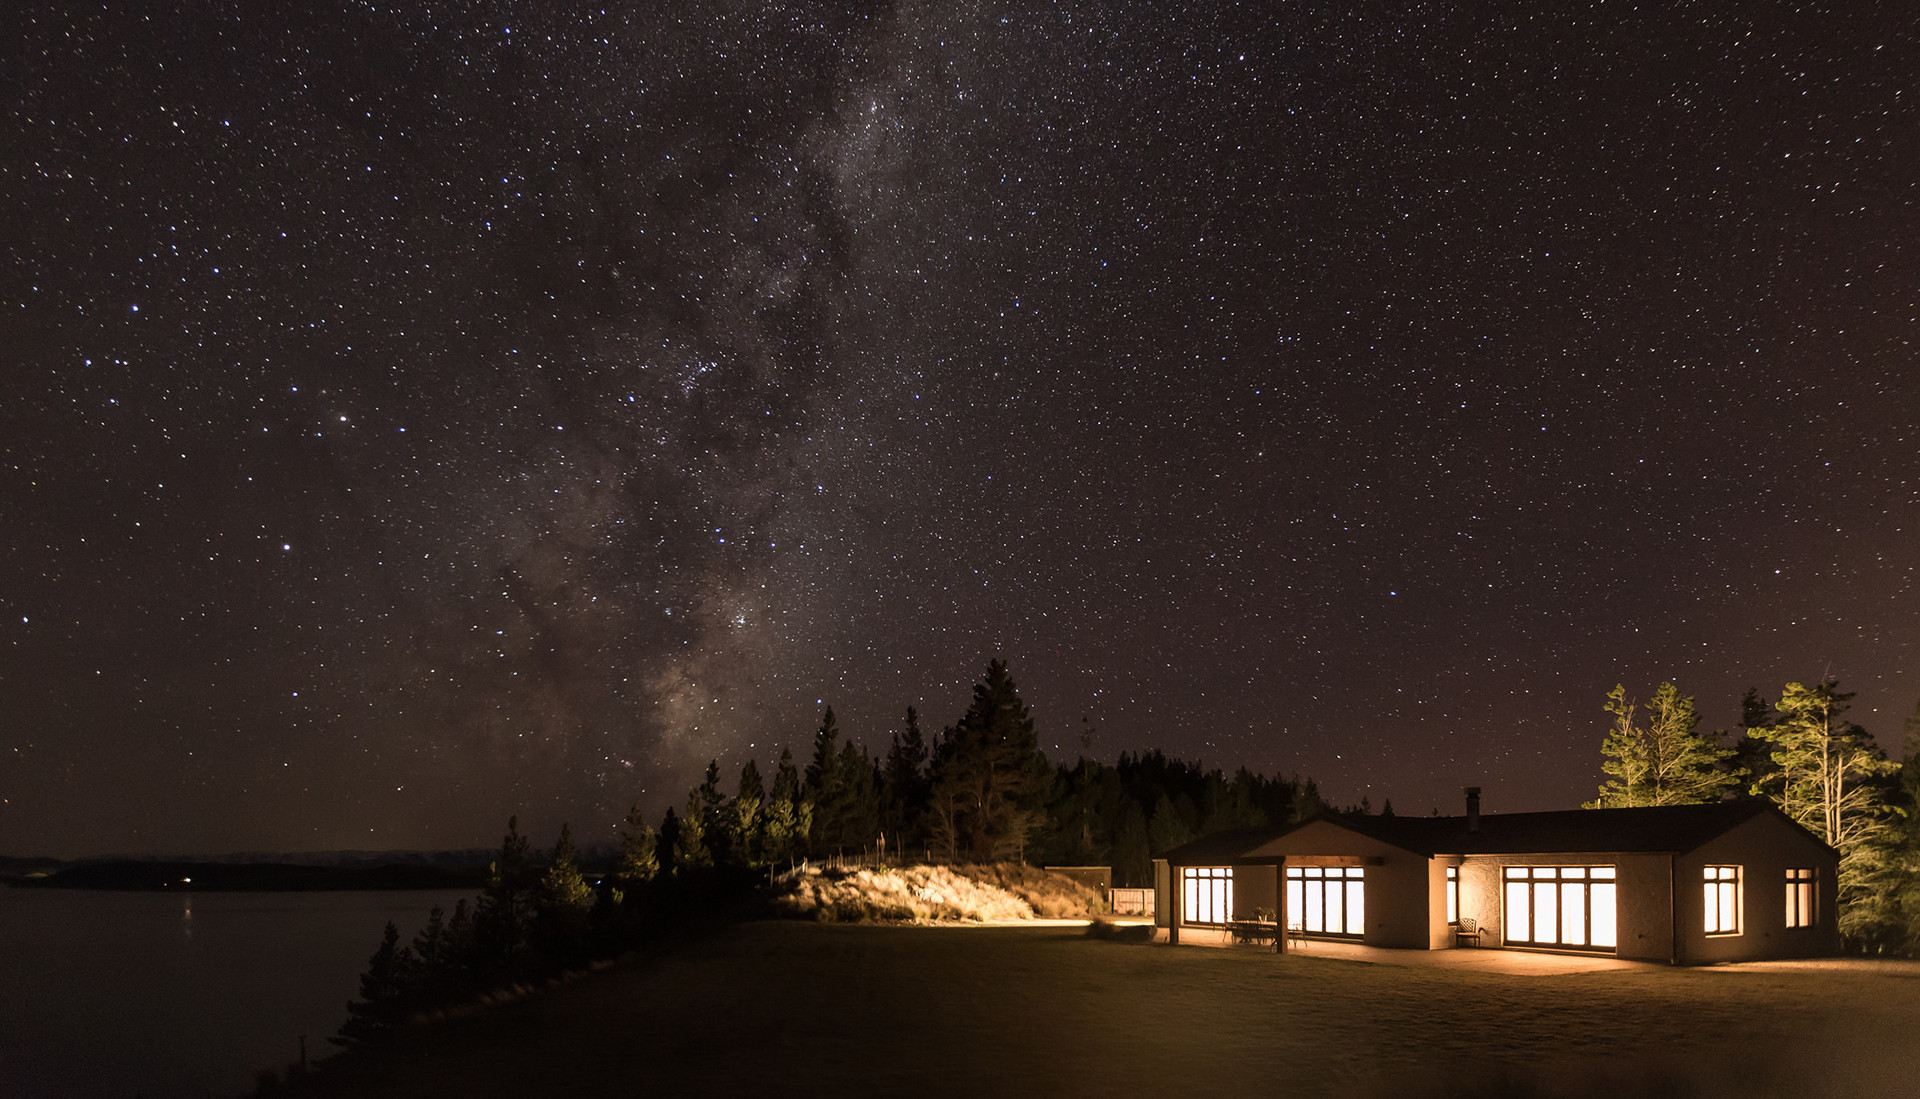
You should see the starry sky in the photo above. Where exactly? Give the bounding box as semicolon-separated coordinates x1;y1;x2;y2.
5;1;1919;858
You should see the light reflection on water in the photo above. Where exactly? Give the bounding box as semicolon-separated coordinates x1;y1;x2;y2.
0;887;470;1099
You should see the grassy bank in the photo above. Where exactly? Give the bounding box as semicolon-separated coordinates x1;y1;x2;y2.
295;922;1920;1097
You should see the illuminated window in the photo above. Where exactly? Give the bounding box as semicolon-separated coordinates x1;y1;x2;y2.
1286;866;1365;936
1446;866;1459;925
1704;865;1740;934
1503;865;1616;950
1182;866;1233;926
1785;868;1815;929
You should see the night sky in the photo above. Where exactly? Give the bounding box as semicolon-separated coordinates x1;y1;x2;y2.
6;2;1918;858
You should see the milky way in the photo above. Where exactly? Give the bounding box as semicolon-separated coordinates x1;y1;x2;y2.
5;2;1919;856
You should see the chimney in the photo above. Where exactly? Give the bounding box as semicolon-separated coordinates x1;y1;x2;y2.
1465;786;1481;833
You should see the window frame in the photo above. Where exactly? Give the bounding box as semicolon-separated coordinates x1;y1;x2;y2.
1704;865;1741;936
1445;865;1459;926
1501;865;1617;952
1181;866;1234;927
1785;867;1815;930
1286;865;1366;937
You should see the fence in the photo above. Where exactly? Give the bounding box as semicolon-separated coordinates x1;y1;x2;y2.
1110;887;1155;917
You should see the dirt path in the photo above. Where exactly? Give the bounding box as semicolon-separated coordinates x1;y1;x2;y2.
302;921;1920;1098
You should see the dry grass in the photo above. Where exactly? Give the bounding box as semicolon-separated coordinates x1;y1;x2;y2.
301;922;1920;1098
768;862;1103;922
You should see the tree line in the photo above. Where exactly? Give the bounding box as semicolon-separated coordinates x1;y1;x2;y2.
644;659;1320;885
331;658;1324;1050
1585;677;1920;953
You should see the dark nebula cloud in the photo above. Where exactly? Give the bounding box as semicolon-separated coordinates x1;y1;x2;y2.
4;1;1918;856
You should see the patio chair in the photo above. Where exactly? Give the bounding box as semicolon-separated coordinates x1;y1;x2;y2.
1454;917;1482;947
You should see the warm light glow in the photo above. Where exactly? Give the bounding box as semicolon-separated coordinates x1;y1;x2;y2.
1785;868;1815;928
1445;866;1459;925
1704;866;1739;934
1182;866;1232;926
1505;865;1616;951
1287;866;1364;935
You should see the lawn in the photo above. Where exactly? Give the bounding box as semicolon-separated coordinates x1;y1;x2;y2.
301;922;1920;1097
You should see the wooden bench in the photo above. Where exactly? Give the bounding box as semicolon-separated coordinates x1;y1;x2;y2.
1455;916;1483;947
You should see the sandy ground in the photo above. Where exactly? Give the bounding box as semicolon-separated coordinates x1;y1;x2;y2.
303;921;1920;1098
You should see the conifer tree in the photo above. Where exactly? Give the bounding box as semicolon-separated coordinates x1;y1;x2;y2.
1586;682;1739;807
333;921;418;1047
696;760;731;865
881;707;931;854
538;823;594;913
730;758;766;867
535;823;594;963
924;659;1048;861
830;738;881;855
611;804;659;894
764;747;805;866
805;708;849;852
1750;680;1898;937
1147;791;1195;854
476;816;535;972
672;788;713;870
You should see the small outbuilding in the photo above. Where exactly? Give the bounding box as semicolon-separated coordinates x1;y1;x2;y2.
1153;791;1839;964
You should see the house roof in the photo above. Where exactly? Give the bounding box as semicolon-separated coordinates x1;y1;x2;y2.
1162;799;1825;864
1159;827;1285;866
1332;799;1796;856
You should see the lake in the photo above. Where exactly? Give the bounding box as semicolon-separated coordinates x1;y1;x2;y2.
0;886;472;1098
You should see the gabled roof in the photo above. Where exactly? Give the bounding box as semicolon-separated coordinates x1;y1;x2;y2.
1332;799;1800;856
1159;827;1285;866
1161;798;1828;864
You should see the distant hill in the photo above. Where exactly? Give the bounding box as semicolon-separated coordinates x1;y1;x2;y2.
0;855;67;883
13;859;487;892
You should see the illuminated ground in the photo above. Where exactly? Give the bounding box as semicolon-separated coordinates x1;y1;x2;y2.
301;922;1920;1097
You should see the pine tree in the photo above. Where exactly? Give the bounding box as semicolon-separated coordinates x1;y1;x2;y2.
611;804;659;893
696;761;730;865
1585;682;1739;807
1750;680;1898;938
832;738;881;855
804;708;848;853
1110;799;1151;887
925;660;1049;862
763;747;806;866
673;788;713;870
730;758;766;867
535;823;594;963
1147;791;1195;854
476;816;534;973
333;921;418;1047
881;708;931;855
538;823;594;912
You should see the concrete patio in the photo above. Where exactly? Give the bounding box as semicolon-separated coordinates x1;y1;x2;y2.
1268;936;1658;973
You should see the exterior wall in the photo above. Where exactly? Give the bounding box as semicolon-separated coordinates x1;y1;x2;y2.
1428;860;1459;949
1152;859;1171;930
1233;863;1278;921
1457;851;1672;962
1156;858;1253;948
1244;820;1431;948
1675;812;1841;963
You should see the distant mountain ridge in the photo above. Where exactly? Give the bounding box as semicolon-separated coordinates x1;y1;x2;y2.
13;858;488;892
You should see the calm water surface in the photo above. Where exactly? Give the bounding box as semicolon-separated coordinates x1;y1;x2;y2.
1;887;470;1098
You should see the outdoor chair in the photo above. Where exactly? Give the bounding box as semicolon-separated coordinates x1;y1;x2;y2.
1454;917;1482;947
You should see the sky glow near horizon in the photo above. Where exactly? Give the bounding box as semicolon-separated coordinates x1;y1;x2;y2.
4;2;1918;857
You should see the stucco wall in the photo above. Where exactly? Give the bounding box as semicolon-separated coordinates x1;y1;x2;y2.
1152;859;1170;930
1234;863;1278;921
1244;820;1431;948
1458;851;1672;962
1676;811;1840;963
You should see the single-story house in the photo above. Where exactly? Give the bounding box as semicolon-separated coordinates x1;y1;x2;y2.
1154;790;1839;964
